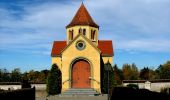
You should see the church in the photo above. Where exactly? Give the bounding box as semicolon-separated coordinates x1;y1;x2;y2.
51;3;114;93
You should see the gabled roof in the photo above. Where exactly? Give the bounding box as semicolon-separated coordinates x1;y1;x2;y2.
51;41;66;56
66;3;99;28
51;40;114;57
98;40;114;56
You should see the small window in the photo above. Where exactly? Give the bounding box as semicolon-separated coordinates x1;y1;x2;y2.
79;28;82;34
91;30;93;39
69;30;73;40
83;29;86;36
91;30;96;40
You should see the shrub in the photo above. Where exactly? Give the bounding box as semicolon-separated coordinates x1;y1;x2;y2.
21;79;31;89
0;87;35;100
160;87;169;94
46;64;62;95
127;84;139;89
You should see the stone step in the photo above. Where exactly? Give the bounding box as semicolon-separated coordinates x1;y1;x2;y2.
63;91;97;93
68;88;95;91
61;88;100;96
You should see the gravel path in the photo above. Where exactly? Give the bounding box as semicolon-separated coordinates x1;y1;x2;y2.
36;95;107;100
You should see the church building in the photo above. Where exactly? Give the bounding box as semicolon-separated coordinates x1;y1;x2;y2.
51;3;114;93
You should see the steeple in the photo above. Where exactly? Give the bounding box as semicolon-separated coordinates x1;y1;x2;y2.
66;3;99;28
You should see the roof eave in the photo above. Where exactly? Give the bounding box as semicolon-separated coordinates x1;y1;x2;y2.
51;54;61;57
102;54;114;57
66;24;99;29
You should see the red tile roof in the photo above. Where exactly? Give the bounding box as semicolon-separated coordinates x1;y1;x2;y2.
51;41;66;56
98;40;114;56
66;3;99;28
51;40;113;56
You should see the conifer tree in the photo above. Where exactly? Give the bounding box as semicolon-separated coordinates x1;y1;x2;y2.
46;64;62;95
102;62;116;94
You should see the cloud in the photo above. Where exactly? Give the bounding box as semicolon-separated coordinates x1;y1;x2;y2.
0;0;170;56
0;1;80;55
89;0;170;52
115;38;170;52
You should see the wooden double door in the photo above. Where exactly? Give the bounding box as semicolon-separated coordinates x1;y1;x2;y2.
72;60;91;88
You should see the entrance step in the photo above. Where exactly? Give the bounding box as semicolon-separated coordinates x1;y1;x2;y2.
60;88;100;96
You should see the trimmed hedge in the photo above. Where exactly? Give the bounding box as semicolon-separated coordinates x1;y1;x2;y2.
0;87;35;100
111;87;170;99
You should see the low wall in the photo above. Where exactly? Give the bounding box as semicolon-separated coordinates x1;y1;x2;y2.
123;80;170;92
0;84;47;97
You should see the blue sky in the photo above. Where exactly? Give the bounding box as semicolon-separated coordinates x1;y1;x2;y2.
0;0;170;72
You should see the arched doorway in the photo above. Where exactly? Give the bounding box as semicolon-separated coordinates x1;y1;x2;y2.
72;59;91;88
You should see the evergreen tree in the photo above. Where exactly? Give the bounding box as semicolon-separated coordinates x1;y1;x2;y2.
102;62;116;94
46;64;62;95
140;67;149;80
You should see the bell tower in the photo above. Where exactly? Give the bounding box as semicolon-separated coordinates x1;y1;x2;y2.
66;3;99;45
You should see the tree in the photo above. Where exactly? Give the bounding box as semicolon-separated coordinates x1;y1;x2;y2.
113;64;123;84
46;64;62;95
122;64;131;80
0;68;10;82
11;68;21;82
148;68;157;80
140;67;149;80
156;61;170;79
102;62;116;94
122;63;139;80
131;63;139;80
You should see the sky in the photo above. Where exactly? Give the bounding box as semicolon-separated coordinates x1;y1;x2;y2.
0;0;170;72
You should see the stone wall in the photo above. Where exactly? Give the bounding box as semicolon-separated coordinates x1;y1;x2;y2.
123;81;170;92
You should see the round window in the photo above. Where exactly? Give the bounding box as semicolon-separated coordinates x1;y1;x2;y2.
76;41;85;50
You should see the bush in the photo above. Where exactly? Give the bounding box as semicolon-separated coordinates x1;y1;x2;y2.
21;79;31;89
0;87;35;100
110;87;170;99
46;64;62;95
160;87;169;94
127;84;139;89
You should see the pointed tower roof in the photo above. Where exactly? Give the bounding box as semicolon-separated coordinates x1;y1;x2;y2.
66;3;99;28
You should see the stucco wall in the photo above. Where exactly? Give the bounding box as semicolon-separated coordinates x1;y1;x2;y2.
102;57;113;65
52;57;62;69
66;26;99;45
61;35;101;92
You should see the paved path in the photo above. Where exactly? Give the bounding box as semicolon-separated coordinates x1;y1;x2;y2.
36;95;107;100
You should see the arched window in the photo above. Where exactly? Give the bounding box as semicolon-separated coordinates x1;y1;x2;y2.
91;30;96;40
79;28;82;34
69;30;74;40
83;29;86;36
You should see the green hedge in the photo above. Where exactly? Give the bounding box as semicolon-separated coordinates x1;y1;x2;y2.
0;87;35;100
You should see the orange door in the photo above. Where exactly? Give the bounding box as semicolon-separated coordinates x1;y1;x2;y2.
72;60;90;88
